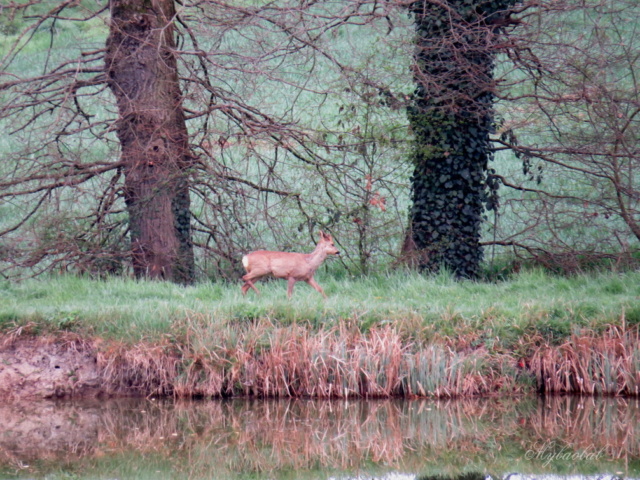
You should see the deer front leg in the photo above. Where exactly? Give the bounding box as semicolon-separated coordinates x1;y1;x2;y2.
306;277;327;299
287;277;297;299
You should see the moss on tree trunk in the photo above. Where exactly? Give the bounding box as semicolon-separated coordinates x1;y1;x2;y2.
105;0;194;284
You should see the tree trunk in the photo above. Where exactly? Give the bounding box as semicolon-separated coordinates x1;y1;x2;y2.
105;0;195;283
408;0;513;278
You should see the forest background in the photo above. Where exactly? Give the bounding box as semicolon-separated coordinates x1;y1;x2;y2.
0;0;639;398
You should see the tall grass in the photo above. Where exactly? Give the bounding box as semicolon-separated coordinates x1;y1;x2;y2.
170;318;520;398
73;317;517;398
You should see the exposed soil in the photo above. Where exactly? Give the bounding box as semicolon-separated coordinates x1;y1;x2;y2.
0;336;104;400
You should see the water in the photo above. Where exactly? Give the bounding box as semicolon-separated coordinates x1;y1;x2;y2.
0;396;638;479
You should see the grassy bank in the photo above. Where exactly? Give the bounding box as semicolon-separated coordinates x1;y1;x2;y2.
1;269;640;398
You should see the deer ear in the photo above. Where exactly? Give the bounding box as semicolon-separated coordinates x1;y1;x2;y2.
318;230;325;240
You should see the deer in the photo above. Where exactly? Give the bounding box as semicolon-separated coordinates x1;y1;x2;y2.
241;231;340;299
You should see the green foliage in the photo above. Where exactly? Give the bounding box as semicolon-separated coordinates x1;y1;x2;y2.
625;305;640;327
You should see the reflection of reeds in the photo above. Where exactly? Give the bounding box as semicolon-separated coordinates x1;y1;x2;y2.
2;396;638;476
531;327;640;396
525;396;640;461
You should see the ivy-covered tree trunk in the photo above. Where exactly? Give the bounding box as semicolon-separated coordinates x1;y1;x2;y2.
408;0;514;278
105;0;195;284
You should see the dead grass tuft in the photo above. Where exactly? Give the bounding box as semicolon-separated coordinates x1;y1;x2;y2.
5;316;639;399
531;326;640;395
91;318;525;398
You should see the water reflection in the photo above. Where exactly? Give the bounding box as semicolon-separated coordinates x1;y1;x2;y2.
0;396;639;479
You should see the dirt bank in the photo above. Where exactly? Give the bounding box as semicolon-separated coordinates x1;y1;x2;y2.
0;336;104;400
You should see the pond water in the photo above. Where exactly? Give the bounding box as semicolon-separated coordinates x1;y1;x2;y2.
0;396;638;479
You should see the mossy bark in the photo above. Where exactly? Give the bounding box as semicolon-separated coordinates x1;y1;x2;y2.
105;0;195;283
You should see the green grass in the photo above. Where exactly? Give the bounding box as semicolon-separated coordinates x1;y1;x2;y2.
1;269;638;348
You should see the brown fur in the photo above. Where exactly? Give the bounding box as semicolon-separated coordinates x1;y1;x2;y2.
241;231;339;298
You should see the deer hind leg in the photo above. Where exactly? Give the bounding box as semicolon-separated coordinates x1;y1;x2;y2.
241;281;259;295
241;273;262;296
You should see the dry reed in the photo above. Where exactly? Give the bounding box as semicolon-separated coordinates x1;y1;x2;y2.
531;326;640;396
4;316;640;399
92;316;522;398
85;320;640;399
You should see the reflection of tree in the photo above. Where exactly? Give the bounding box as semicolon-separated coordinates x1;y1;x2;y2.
1;397;639;476
418;473;486;480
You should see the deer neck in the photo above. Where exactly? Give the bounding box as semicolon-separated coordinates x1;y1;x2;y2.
306;244;327;271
